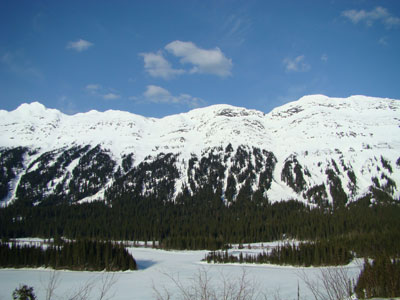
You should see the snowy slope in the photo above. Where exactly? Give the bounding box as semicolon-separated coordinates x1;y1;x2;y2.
0;95;399;206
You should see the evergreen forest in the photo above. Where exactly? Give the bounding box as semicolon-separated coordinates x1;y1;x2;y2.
1;189;399;259
204;240;353;267
355;256;400;298
0;240;137;271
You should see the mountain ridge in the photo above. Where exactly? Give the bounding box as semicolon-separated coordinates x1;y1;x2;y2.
1;95;399;207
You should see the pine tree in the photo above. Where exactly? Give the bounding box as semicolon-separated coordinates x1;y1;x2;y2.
12;285;36;300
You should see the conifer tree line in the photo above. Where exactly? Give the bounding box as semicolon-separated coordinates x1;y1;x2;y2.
355;256;400;298
1;192;399;258
204;240;352;267
0;240;137;271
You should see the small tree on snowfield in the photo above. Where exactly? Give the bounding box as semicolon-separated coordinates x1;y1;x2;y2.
12;285;36;300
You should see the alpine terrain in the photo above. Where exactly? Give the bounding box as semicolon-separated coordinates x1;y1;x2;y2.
1;94;399;208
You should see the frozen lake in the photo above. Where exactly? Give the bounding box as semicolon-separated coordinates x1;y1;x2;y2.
0;246;363;299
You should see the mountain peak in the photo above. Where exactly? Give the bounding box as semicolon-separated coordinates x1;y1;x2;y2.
1;95;399;206
185;104;265;120
297;94;330;102
11;102;64;121
15;101;47;113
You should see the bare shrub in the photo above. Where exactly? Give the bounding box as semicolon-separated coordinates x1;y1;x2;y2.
42;270;61;300
65;277;96;300
298;267;353;300
37;271;118;300
153;267;271;300
97;272;118;300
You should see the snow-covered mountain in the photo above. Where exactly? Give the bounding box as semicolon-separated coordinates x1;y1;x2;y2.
1;95;399;207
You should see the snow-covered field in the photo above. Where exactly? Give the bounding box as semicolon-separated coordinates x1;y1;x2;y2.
0;244;363;300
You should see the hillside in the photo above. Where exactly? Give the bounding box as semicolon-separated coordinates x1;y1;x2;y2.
1;94;399;207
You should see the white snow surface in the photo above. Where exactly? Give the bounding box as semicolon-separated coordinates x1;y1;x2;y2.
0;245;364;300
1;94;400;203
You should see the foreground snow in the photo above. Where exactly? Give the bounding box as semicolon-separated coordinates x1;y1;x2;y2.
0;246;363;299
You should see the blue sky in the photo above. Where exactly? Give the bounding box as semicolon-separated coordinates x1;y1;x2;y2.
1;0;399;117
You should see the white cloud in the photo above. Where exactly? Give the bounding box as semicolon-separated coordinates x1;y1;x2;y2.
140;51;184;79
85;84;101;91
85;84;120;100
143;85;173;103
165;41;232;77
1;51;43;80
379;36;388;46
103;93;120;100
341;7;400;28
128;96;138;101
67;39;93;52
283;55;311;72
139;41;233;79
221;14;252;46
385;16;400;27
142;85;204;107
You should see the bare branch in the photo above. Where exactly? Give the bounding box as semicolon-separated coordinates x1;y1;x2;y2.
40;270;61;300
65;277;96;300
153;267;268;300
298;266;352;300
97;272;119;300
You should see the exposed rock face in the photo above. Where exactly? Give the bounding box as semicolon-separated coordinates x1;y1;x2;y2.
1;95;399;206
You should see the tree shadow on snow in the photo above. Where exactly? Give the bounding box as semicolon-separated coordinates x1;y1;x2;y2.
136;259;157;270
